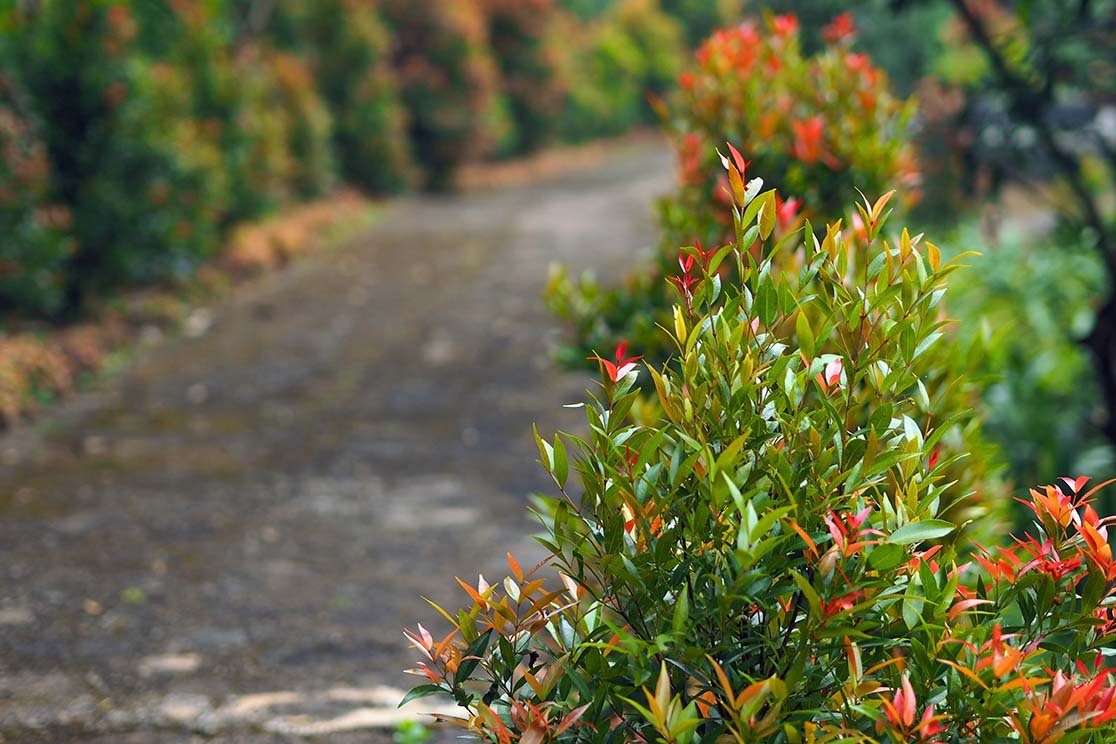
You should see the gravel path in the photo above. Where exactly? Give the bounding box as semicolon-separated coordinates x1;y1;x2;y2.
0;142;674;742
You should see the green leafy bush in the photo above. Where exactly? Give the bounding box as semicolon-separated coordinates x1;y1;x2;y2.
381;0;511;188
560;0;685;141
407;172;1116;742
263;0;414;193
659;0;743;46
557;0;617;19
0;0;226;314
946;219;1115;515
0;74;74;317
548;12;919;367
482;0;569;155
154;0;338;222
558;0;742;46
254;48;337;201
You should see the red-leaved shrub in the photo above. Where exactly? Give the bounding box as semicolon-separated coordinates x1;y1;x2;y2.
408;152;1116;740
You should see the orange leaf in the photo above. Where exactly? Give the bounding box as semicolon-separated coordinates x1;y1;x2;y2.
939;659;988;690
456;576;488;608
507;552;524;581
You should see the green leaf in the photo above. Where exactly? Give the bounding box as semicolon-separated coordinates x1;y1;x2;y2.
454;630;493;682
399;684;448;708
868;542;905;571
534;424;553;471
902;589;924;630
758;191;776;239
795;311;815;359
888;519;955;545
672;586;690;633
912;332;943;361
741;188;775;230
708;243;737;275
790;570;821;619
553;434;568;489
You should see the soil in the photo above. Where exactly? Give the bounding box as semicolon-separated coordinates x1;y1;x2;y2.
0;141;675;742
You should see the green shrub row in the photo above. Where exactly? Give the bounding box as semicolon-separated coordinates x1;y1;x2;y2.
0;0;738;318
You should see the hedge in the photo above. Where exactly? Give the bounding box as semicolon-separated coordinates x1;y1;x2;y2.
0;0;726;319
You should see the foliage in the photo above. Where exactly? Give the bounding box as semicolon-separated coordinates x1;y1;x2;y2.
659;0;743;47
0;0;350;317
664;12;919;245
945;217;1116;516
393;719;433;744
0;0;745;320
0;74;74;317
407;173;1116;742
557;0;618;19
0;0;226;315
481;0;570;155
560;0;685;142
897;0;1116;447
255;48;337;201
548;13;919;368
559;0;744;45
263;0;415;193
752;0;952;95
380;0;511;189
150;0;338;221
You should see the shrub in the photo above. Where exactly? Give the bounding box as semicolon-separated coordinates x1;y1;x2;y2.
548;12;919;368
664;12;919;246
946;219;1115;515
560;0;685;142
481;0;569;155
406;170;1116;741
658;0;743;46
558;0;742;47
263;0;414;193
131;0;247;219
609;0;686;114
254;47;337;201
380;0;511;189
76;55;227;286
557;0;617;19
0;0;226;315
0;75;74;317
139;0;338;221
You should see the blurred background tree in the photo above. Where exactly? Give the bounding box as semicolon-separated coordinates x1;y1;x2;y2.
887;0;1116;508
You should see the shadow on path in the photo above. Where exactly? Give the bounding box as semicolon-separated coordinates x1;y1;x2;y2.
0;142;674;741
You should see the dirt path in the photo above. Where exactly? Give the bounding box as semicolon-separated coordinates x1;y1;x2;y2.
0;142;675;742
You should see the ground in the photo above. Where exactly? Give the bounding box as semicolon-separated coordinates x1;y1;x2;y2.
0;142;674;742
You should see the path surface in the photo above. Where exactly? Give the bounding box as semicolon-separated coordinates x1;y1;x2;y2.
0;143;675;742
